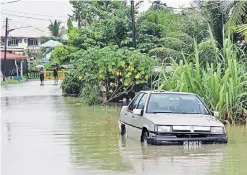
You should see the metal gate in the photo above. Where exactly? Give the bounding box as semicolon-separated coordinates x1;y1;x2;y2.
44;70;66;80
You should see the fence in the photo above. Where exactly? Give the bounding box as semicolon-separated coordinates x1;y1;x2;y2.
27;72;40;79
26;70;67;80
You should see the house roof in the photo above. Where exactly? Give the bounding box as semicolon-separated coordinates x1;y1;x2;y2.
1;26;51;38
0;51;29;60
40;40;63;48
1;26;68;39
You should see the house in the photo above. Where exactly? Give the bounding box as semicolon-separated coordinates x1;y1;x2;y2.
0;26;51;56
1;51;29;80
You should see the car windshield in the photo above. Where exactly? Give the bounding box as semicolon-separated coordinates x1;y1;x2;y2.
147;93;209;115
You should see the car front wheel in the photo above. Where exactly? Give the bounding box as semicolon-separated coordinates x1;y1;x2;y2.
120;124;126;135
141;131;148;144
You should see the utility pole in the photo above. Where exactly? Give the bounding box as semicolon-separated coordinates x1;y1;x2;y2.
3;17;8;81
131;0;136;48
2;17;31;81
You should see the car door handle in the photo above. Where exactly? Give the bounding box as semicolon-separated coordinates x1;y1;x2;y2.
125;114;127;116
132;116;134;118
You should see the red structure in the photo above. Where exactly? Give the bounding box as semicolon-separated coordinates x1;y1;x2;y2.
1;51;29;78
0;51;29;60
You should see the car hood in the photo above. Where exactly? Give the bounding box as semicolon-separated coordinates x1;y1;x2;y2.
144;113;224;127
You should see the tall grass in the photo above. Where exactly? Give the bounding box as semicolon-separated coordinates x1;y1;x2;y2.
157;31;247;124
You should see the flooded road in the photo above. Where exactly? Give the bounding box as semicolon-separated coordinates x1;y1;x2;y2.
1;81;247;175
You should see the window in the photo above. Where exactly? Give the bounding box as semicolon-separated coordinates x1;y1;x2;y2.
8;38;20;46
146;93;210;115
1;38;5;44
28;38;38;46
137;93;148;109
128;93;143;111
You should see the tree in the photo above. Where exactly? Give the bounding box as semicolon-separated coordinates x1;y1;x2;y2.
69;0;127;28
70;46;156;104
48;20;64;37
150;0;167;10
67;18;74;33
136;8;200;59
226;1;247;34
193;0;247;47
69;0;87;28
225;1;247;41
202;1;232;48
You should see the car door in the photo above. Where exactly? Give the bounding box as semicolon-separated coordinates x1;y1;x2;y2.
131;93;148;139
124;92;144;139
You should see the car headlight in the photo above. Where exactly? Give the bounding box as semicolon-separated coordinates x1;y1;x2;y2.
157;126;172;133
211;126;224;134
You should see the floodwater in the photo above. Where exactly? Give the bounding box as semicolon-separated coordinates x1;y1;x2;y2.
1;81;247;175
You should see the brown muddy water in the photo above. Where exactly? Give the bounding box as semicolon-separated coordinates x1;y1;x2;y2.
1;81;247;175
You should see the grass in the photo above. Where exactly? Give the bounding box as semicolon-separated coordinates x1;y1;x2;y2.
156;28;247;124
1;79;22;85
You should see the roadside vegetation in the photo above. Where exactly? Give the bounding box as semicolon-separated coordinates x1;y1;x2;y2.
157;31;247;124
45;0;247;124
1;79;22;85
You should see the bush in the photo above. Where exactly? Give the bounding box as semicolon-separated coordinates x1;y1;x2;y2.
61;70;82;95
149;47;182;62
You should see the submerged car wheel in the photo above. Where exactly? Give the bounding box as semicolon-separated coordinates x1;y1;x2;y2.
120;124;126;135
141;130;148;144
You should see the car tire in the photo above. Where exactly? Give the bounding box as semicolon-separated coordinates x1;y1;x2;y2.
141;131;148;143
120;124;126;135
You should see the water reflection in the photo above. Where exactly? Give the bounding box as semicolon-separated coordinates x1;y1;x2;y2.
118;136;227;175
5;96;9;107
6;121;11;142
67;104;131;172
214;126;247;175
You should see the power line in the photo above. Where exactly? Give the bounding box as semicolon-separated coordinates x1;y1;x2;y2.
9;24;45;33
9;20;49;30
1;0;20;4
2;9;68;19
1;12;67;23
2;21;51;37
1;12;51;21
9;20;67;34
6;28;51;37
7;23;50;34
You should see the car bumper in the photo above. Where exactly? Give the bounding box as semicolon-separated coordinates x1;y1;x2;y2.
147;134;228;145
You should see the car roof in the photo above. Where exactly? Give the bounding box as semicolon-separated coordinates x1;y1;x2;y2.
139;90;195;95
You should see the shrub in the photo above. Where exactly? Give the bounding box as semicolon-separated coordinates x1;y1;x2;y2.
61;70;82;95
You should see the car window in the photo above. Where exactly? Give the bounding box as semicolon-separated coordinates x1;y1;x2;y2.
146;93;210;115
137;93;148;109
197;96;212;114
128;93;143;111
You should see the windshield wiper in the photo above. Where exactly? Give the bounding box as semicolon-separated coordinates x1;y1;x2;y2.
152;111;174;114
152;111;203;114
181;112;202;114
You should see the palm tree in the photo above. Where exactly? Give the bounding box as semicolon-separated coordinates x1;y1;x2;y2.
135;0;144;14
234;24;247;41
225;1;247;41
226;1;247;33
48;20;64;37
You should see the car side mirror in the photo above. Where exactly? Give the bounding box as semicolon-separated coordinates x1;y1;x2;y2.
213;111;219;117
133;109;143;116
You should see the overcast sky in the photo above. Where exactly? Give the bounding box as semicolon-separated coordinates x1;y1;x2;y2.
1;0;191;37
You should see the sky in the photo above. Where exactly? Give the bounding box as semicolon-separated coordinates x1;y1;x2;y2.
0;0;192;37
